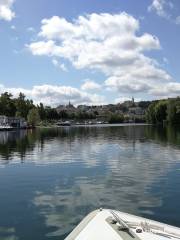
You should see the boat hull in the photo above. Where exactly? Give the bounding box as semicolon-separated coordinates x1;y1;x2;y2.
65;209;180;240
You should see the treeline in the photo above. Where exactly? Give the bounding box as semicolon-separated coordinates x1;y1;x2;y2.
146;97;180;125
0;92;98;124
0;92;56;125
1;92;180;126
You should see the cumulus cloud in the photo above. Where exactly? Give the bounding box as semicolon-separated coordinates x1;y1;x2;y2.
0;83;105;106
0;0;15;21
28;13;160;73
148;0;173;19
27;12;180;100
150;82;180;97
148;0;180;25
81;79;101;91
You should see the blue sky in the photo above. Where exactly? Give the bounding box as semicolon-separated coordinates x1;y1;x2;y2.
0;0;180;106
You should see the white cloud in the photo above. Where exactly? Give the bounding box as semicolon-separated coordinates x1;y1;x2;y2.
150;82;180;97
52;59;67;72
0;83;105;106
105;58;172;93
27;12;180;100
0;0;15;21
81;79;101;91
27;40;58;56
175;16;180;25
148;0;173;19
148;0;180;25
38;13;139;40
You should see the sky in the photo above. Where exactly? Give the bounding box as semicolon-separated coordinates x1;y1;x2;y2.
0;0;180;106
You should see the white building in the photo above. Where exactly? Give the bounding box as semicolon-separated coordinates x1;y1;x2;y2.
0;115;27;128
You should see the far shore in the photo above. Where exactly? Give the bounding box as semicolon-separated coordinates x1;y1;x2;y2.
37;122;151;129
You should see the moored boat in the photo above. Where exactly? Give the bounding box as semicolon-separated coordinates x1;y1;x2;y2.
57;121;71;126
65;208;180;240
0;125;14;131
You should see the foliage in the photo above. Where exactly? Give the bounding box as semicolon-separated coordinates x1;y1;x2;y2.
108;113;124;123
138;101;151;109
146;98;180;125
0;92;35;119
75;111;95;120
145;101;157;124
15;92;34;118
0;92;16;116
37;103;46;120
154;100;167;123
27;108;41;126
167;99;180;124
0;91;180;126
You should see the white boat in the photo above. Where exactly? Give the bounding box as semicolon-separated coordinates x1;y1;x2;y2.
57;121;71;126
0;125;13;131
65;208;180;240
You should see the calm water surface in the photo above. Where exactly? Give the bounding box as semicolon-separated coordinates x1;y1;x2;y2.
0;125;180;240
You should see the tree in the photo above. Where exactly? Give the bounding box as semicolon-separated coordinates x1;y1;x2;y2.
45;107;59;120
15;92;27;118
27;108;40;126
0;92;16;116
139;101;151;109
15;93;35;119
145;102;157;124
167;99;180;124
154;101;167;123
37;103;46;120
108;113;124;123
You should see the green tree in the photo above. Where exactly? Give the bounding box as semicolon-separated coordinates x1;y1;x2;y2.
27;108;40;126
0;92;16;116
167;99;180;124
108;113;124;123
154;101;167;123
15;93;35;119
37;103;46;120
45;107;59;120
145;102;157;124
15;92;27;118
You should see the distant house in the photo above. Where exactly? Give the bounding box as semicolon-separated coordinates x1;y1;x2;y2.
77;105;90;111
128;107;144;115
0;116;8;125
56;102;77;114
0;115;27;128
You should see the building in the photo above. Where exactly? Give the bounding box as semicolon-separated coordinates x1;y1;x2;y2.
0;115;27;128
0;116;8;125
56;102;77;114
128;107;144;115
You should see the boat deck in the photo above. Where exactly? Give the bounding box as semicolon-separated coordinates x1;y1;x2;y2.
65;209;180;240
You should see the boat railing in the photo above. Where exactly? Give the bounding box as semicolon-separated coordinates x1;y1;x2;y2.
110;210;180;239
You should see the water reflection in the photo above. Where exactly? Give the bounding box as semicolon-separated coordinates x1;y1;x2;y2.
0;227;18;240
0;125;180;240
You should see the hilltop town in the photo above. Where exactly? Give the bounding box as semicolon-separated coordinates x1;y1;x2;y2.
0;92;151;129
56;98;150;124
0;91;179;129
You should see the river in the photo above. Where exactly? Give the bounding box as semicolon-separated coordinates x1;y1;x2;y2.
0;124;180;240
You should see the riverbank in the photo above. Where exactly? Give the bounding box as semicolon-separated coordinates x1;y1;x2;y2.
0;122;151;131
37;122;150;129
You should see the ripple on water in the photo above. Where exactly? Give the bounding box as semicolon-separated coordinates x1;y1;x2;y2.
0;125;180;240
